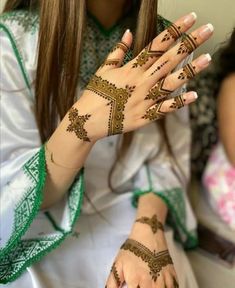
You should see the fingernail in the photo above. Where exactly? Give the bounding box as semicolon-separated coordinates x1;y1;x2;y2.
184;12;197;25
199;23;214;38
188;91;198;101
196;53;212;68
123;29;130;36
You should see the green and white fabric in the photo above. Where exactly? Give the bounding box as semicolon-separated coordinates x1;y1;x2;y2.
0;9;197;285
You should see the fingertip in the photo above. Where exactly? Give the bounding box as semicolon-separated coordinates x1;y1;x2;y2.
186;91;198;102
122;29;133;47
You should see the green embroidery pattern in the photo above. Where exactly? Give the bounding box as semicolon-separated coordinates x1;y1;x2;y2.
0;149;85;284
0;234;67;284
0;148;46;259
0;10;39;34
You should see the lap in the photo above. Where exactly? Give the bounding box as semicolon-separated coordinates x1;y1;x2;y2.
4;197;198;288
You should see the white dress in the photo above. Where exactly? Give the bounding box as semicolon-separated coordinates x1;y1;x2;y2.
0;10;198;287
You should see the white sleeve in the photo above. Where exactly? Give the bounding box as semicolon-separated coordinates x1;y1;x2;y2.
0;19;84;284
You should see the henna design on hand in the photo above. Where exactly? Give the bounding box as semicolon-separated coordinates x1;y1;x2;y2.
111;41;129;53
178;63;196;80
132;41;164;68
86;75;135;135
111;263;121;287
135;215;164;234
101;59;120;68
142;102;165;121
169;95;185;109
66;107;91;142
177;34;197;55
145;78;172;102
121;239;173;282
161;24;182;42
150;60;169;76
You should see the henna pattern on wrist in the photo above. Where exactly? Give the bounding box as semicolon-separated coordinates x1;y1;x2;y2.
178;63;196;80
177;34;197;55
66;107;91;142
86;75;135;135
132;41;164;68
111;263;121;287
145;78;172;102
111;41;129;54
135;215;164;234
121;239;173;282
161;24;182;42
170;95;185;109
142;102;165;121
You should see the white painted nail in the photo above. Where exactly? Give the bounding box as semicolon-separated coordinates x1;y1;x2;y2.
206;23;214;32
184;12;197;25
124;29;130;36
192;91;198;99
191;12;197;20
205;53;212;61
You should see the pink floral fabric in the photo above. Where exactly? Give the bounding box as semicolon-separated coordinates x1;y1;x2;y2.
203;143;235;230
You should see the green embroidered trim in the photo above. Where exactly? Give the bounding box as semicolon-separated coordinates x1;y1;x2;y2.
0;23;32;95
0;152;85;284
0;234;68;284
132;188;198;249
44;212;65;234
0;10;39;34
0;146;46;259
69;169;85;227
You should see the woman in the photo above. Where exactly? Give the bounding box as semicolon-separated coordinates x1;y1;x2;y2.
203;28;235;230
0;0;213;287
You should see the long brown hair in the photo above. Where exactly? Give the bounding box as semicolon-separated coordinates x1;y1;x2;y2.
3;0;185;187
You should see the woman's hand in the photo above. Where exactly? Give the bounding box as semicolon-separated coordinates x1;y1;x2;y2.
66;12;213;142
105;216;178;288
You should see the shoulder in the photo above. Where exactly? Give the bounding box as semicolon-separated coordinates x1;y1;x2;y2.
0;10;39;88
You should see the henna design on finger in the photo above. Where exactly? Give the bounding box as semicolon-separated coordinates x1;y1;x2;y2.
173;277;179;288
142;102;165;121
177;34;197;55
145;78;172;102
121;239;173;282
170;95;185;109
101;59;120;68
111;41;129;53
150;60;169;76
161;24;182;42
132;41;164;68
178;63;196;80
66;107;91;141
111;263;121;287
135;214;164;234
86;75;135;135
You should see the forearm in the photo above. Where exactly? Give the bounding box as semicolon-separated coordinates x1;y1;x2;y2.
41;107;95;210
135;192;168;223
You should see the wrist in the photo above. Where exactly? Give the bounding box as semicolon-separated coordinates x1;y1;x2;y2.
129;223;167;251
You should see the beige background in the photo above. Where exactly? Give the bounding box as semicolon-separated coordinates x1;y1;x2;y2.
0;0;235;55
